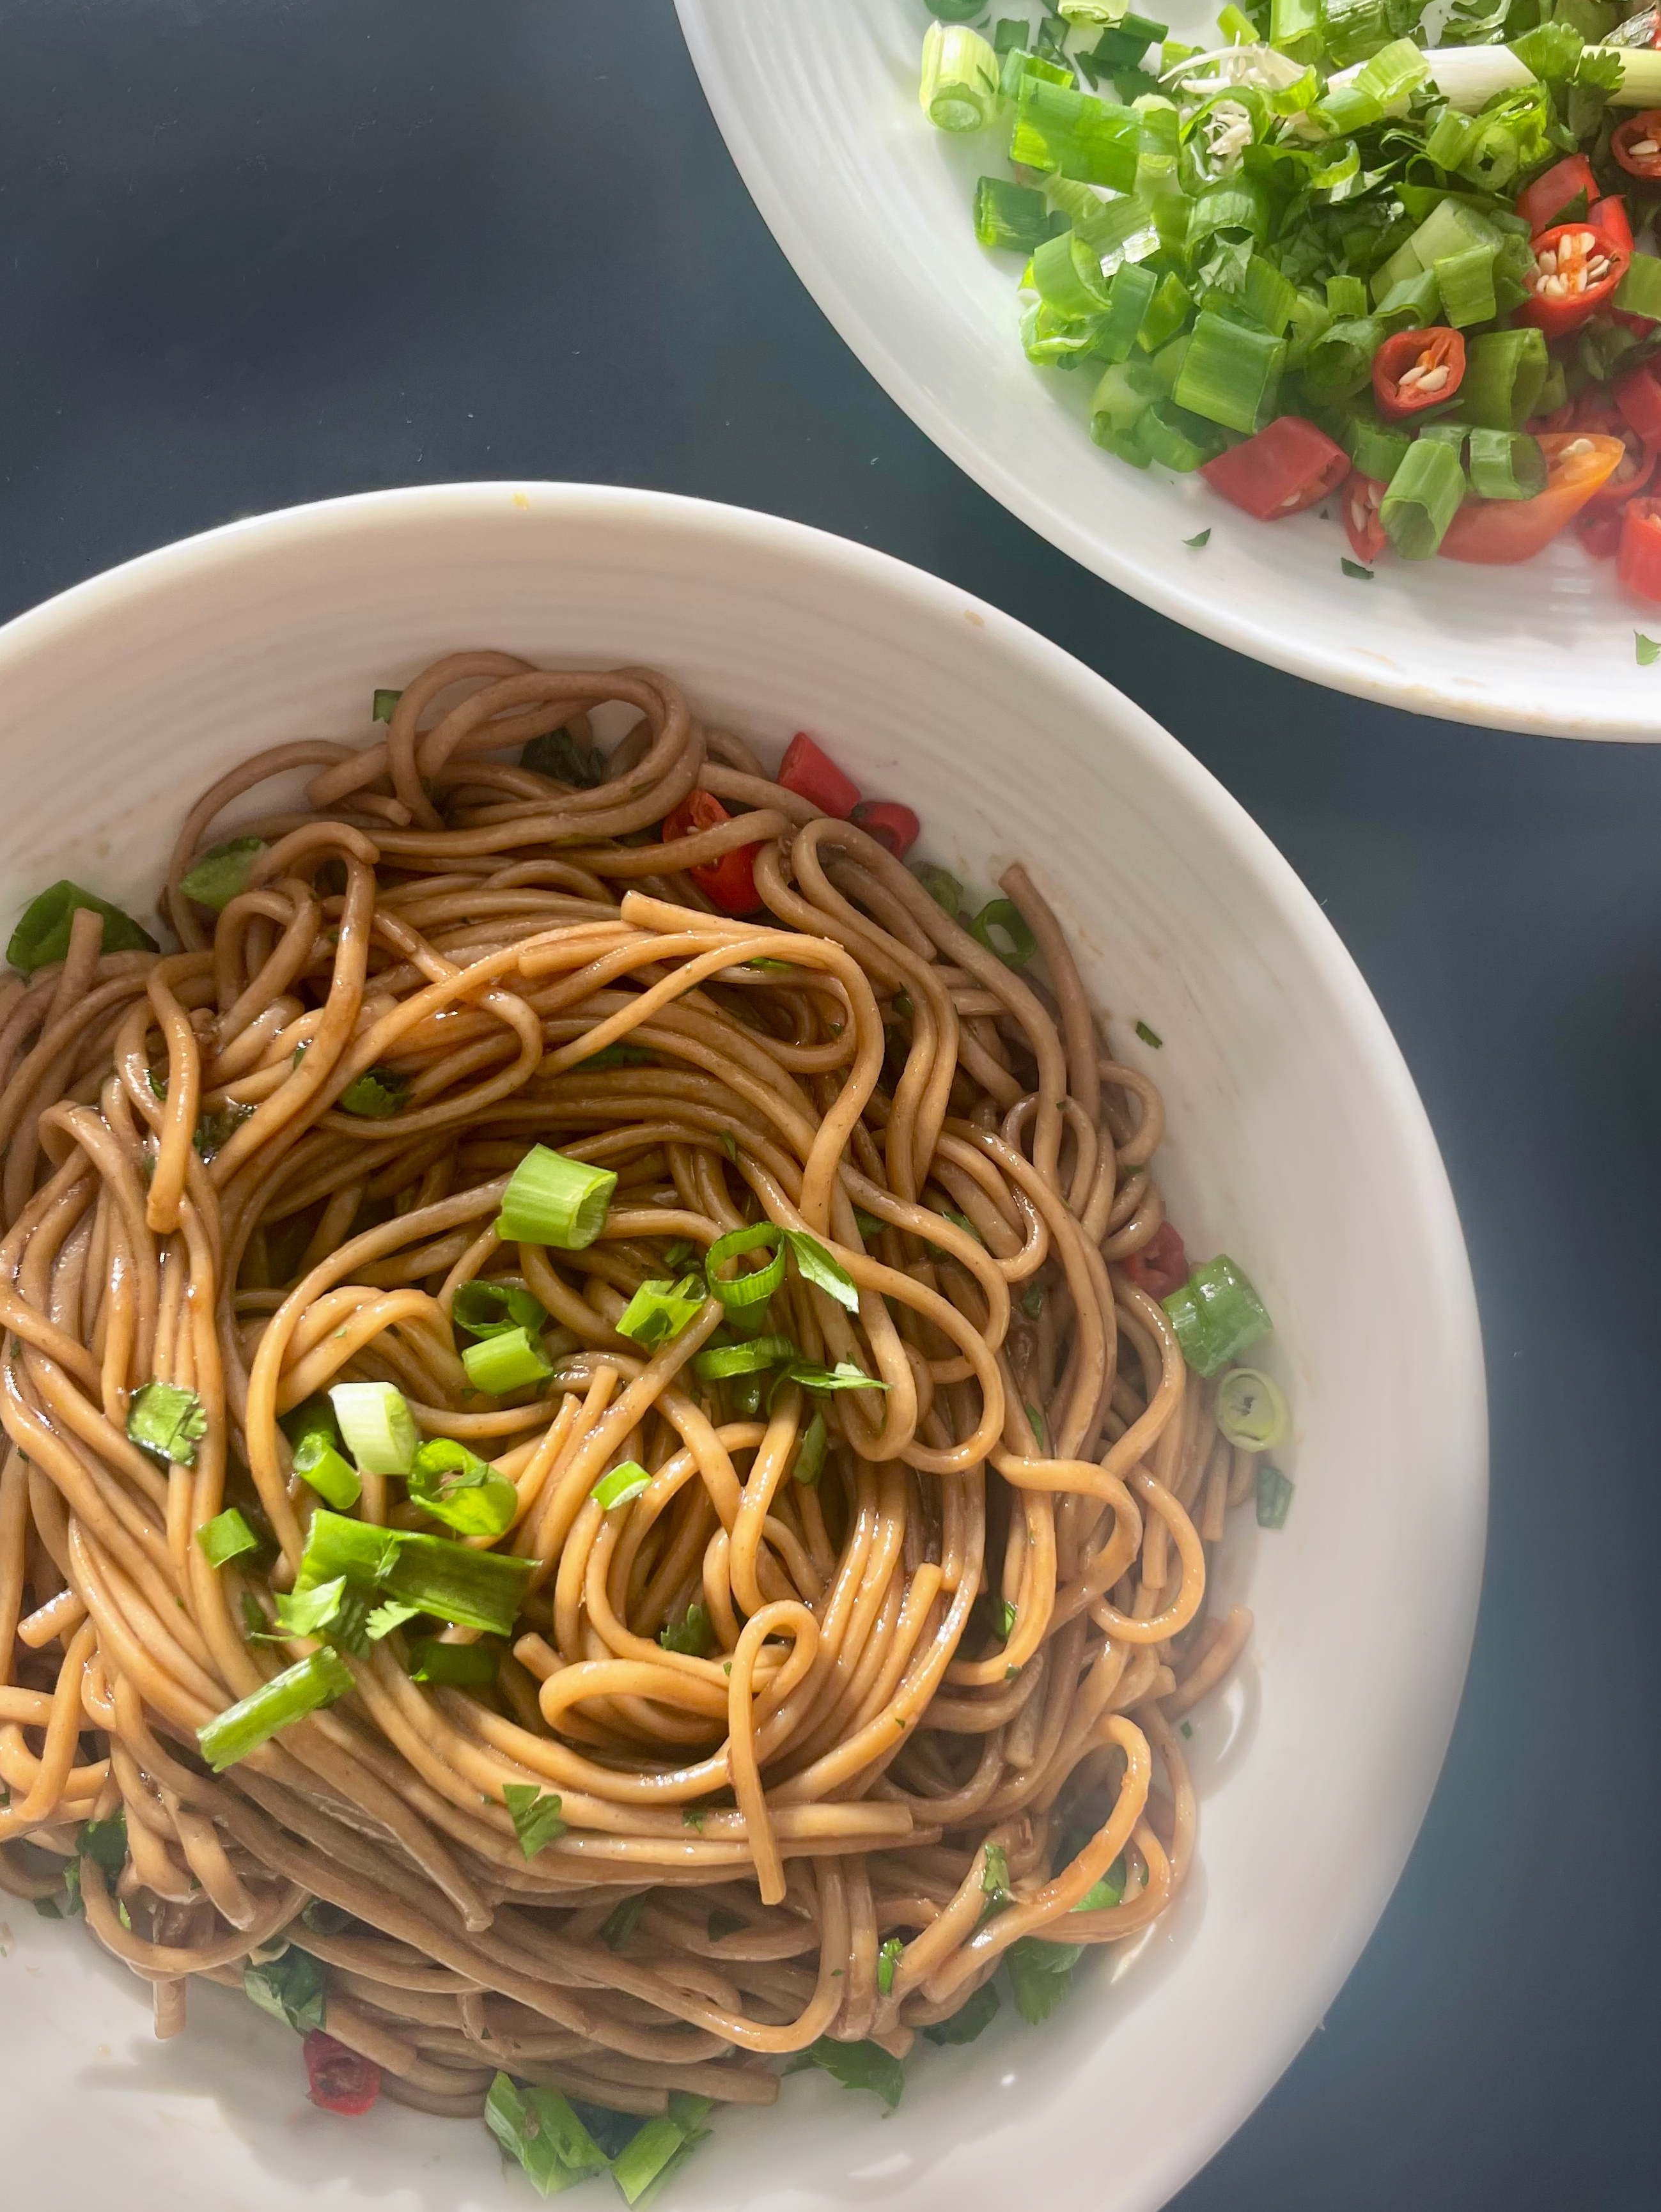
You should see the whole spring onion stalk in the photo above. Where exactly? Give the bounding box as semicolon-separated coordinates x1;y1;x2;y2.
1401;45;1661;111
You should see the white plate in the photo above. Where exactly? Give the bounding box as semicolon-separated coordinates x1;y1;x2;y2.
678;0;1660;738
0;483;1485;2212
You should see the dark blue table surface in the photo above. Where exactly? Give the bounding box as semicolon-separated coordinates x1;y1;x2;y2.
1;4;1655;2205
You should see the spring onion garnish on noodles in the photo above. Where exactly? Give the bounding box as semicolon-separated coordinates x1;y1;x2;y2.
6;880;158;973
407;1638;499;1688
1215;1366;1293;1450
1256;1461;1297;1529
485;2075;609;2196
329;1381;418;1477
460;1325;554;1395
450;1279;548;1338
406;1438;518;1537
196;1509;259;1568
502;1784;567;1858
1162;1255;1272;1378
614;1274;708;1348
178;836;267;912
197;1647;355;1771
591;1461;653;1512
10;646;1288;2153
337;1068;410;1119
495;1143;617;1250
126;1382;208;1467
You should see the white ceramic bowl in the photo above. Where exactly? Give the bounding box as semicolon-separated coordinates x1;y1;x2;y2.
0;485;1485;2212
678;0;1661;739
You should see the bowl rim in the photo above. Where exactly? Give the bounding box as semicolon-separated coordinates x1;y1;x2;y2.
673;0;1654;740
0;480;1489;2211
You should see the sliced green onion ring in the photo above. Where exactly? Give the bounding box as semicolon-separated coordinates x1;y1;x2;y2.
1214;1366;1291;1451
706;1221;786;1311
692;1336;797;1382
329;1380;418;1477
496;1143;617;1250
967;900;1038;968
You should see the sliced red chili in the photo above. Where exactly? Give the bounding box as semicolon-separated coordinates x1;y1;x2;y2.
1613;111;1661;180
1516;223;1630;339
778;732;861;818
1618;497;1661;600
662;790;761;915
1371;327;1466;423
848;799;921;860
1197;416;1348;521
1569;403;1656;508
1591;194;1635;256
1577;504;1626;561
1439;433;1625;564
303;2031;381;2116
1614;356;1661;446
1342;471;1388;565
1121;1220;1188;1302
1517;153;1598;234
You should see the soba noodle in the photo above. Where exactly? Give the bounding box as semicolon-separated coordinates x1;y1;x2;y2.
0;655;1261;2151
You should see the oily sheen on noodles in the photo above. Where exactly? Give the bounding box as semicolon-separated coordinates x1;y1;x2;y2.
0;655;1264;2146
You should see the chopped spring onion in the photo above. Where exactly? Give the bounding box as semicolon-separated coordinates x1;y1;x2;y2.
1020;1281;1045;1320
1134;1018;1162;1048
578;1040;655;1069
919;21;1001;132
292;1432;362;1511
1162;1254;1272;1378
921;1981;1000;2044
602;1892;648;1949
1345;417;1411;485
407;1637;499;1687
451;1278;549;1339
786;1229;861;1313
1466;428;1547;504
244;1946;327;2034
1639;633;1661;667
1325;273;1368;320
501;1782;566;1857
127;1380;208;1467
196;1508;258;1568
1073;1852;1127;1910
1379;438;1466;561
1215;1366;1292;1451
381;1531;533;1637
659;1601;715;1656
1173;312;1285;437
270;1576;362;1644
1460;327;1548;433
1031;228;1113;318
7;881;158;974
407;1437;518;1537
178;837;267;912
371;688;402;722
1434;244;1497;331
294;1508;402;1594
329;1380;418;1477
337;1067;410;1119
1616;251;1661;324
982;1841;1010;1903
706;1222;784;1311
1007;1935;1084;2023
913;864;963;917
496;1143;617;1250
1008;74;1137;189
967;899;1038;968
786;1359;890;1396
462;1325;554;1396
692;1336;797;1382
616;1273;708;1349
612;2094;717;2207
197;1646;355;1770
484;2073;609;2196
521;724;607;788
877;1935;904;1996
974;175;1054;251
785;2038;906;2109
591;1460;652;1512
1256;1461;1295;1530
793;1408;829;1486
